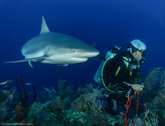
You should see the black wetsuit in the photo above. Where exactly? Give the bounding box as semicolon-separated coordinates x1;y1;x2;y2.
103;51;142;114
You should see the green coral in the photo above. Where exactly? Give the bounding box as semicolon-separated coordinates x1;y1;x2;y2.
64;110;87;124
144;68;160;92
4;77;165;125
143;68;165;109
159;69;165;88
56;79;73;99
71;84;104;112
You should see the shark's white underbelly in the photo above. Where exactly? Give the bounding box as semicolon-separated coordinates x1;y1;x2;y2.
42;55;88;64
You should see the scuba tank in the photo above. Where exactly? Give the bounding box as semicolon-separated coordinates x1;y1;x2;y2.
94;46;121;84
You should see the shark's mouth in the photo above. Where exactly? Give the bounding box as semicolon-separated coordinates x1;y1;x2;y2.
40;57;88;64
78;52;99;58
70;57;88;62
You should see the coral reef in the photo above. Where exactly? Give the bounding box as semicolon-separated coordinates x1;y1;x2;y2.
144;110;159;126
1;74;165;126
11;103;28;122
144;68;160;92
71;85;104;112
0;80;13;88
0;107;7;121
64;110;87;124
138;68;165;126
56;79;73;99
0;88;15;121
143;68;165;109
151;88;165;109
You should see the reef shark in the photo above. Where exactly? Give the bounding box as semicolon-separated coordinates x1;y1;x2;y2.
5;16;99;68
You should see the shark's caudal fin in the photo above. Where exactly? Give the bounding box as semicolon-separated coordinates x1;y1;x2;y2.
4;56;48;68
40;16;50;34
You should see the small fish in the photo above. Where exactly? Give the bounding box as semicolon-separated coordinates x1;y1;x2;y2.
25;83;33;86
44;87;49;92
44;87;56;93
0;80;13;88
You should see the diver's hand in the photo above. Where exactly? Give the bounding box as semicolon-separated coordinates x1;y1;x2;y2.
131;84;144;91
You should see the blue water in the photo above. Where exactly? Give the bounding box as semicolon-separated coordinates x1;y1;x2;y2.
0;0;165;91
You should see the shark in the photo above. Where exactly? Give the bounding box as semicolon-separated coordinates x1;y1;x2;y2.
5;16;99;68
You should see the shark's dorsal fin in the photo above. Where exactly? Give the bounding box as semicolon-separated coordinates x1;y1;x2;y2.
40;16;50;34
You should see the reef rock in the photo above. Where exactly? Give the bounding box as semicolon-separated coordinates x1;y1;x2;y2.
0;88;15;121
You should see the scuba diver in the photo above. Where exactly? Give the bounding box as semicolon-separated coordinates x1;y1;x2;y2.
94;39;146;115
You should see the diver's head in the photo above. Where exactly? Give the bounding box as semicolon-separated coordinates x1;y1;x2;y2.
127;39;146;61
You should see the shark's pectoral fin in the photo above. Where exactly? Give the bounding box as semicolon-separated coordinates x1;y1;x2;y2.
28;61;34;68
4;56;48;68
4;56;47;63
4;59;32;63
57;64;68;66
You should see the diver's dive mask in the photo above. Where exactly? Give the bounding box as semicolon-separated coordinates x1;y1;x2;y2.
137;49;146;56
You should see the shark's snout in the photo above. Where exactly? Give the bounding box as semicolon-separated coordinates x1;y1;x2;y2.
80;50;99;58
88;51;99;57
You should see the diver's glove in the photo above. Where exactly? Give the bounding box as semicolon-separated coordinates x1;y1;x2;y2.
131;84;144;91
123;82;144;91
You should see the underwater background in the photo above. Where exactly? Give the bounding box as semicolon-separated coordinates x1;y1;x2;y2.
0;0;165;90
0;0;165;125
